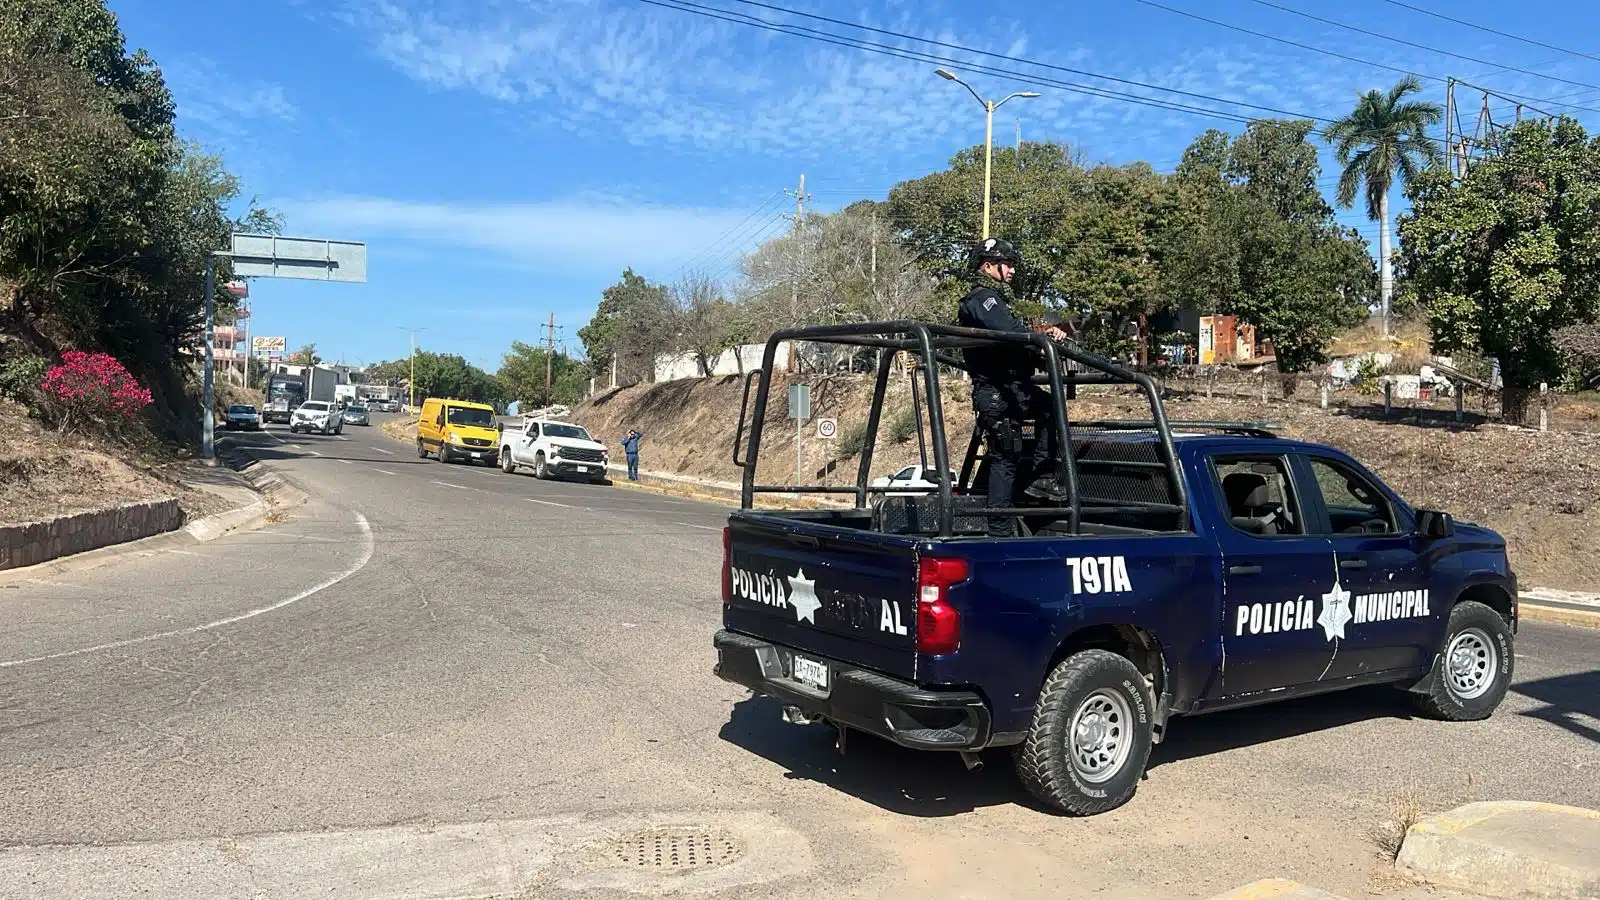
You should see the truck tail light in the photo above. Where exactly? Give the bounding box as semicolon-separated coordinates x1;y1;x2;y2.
721;526;733;606
916;556;969;655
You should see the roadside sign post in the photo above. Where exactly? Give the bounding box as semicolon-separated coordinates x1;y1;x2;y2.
202;234;366;461
789;384;810;486
816;418;837;439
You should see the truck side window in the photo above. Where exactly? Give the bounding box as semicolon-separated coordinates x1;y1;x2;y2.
1306;457;1396;535
1211;456;1302;537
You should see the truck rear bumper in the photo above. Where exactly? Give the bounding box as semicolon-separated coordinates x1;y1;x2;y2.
713;629;992;751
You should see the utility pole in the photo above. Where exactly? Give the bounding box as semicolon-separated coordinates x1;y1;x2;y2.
784;173;809;372
544;312;556;397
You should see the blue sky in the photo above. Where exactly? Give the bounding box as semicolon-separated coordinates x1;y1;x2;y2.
112;0;1599;371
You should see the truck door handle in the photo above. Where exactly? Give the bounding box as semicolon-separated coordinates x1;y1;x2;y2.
786;535;821;550
1228;565;1262;576
1338;559;1368;570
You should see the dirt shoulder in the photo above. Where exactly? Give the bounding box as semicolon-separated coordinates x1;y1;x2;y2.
571;374;1600;594
0;401;233;527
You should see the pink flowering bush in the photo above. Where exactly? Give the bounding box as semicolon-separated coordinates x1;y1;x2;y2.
38;351;153;430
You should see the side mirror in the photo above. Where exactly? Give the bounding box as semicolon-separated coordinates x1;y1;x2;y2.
1415;509;1455;540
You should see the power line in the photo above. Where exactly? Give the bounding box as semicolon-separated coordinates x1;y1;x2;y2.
676;190;784;273
1379;0;1600;65
630;0;1316;126
1129;0;1600;117
717;0;1321;122
1243;0;1600;95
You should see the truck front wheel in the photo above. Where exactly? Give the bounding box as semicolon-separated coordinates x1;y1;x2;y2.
1411;600;1513;721
1015;649;1155;816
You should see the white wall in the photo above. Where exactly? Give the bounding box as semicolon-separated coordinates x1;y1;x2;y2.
653;343;791;383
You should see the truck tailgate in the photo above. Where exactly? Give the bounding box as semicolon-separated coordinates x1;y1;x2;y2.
724;514;919;680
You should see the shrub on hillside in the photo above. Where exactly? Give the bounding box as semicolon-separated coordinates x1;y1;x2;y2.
888;405;918;443
0;354;49;405
38;351;153;431
836;421;870;458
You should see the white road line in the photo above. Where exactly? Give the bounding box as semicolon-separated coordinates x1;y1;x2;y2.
431;480;471;491
373;446;394;455
336;459;353;465
372;469;396;476
306;450;322;457
527;499;572;508
677;522;720;531
0;513;375;669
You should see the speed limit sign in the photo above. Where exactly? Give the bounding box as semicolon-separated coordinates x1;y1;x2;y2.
816;417;838;439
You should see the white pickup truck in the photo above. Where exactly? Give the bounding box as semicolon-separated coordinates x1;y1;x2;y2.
498;418;610;482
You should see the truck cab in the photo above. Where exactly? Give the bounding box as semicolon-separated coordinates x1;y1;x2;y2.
713;321;1517;816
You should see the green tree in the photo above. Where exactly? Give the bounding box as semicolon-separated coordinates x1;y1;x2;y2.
887;141;1088;315
1399;117;1600;421
409;350;501;404
497;341;586;407
578;269;673;385
1163;121;1374;382
0;0;276;441
1325;76;1443;332
288;344;320;366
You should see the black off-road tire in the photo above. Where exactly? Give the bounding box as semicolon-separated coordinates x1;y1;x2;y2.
1015;649;1155;816
416;440;428;459
534;453;548;480
501;449;517;474
1411;600;1513;721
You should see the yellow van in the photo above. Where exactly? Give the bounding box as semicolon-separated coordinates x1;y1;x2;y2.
416;397;500;465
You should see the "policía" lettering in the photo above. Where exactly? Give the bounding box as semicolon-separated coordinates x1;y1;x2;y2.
1235;598;1316;636
730;567;788;610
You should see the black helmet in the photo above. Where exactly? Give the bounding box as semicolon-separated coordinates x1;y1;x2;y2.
969;237;1021;272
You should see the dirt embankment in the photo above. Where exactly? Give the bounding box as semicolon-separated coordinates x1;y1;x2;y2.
572;374;1600;593
0;401;232;526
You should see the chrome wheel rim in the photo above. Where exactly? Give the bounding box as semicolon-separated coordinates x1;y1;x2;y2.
1445;627;1496;700
1068;689;1133;784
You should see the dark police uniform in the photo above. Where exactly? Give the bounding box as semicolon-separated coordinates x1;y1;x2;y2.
958;280;1056;535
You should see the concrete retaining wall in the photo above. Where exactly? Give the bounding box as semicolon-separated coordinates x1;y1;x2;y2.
0;499;184;571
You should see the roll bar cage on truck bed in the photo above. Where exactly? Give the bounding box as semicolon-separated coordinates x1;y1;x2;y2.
730;319;1187;533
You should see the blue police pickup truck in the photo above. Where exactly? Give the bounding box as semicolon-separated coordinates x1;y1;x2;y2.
713;322;1517;816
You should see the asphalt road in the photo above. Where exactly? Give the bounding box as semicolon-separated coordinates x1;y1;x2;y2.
1;413;1596;899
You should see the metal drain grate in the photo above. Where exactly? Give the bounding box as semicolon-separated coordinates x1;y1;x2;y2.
610;827;745;871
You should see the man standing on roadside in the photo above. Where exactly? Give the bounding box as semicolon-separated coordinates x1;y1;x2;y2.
620;429;644;481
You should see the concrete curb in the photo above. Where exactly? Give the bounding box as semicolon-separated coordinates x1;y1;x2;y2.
1520;602;1600;629
1396;801;1600;899
183;499;270;542
1201;879;1351;900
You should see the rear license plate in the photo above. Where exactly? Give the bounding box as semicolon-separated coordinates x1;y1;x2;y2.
791;655;829;691
575;465;588;473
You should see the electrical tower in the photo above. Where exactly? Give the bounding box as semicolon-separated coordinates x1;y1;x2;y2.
1444;78;1559;178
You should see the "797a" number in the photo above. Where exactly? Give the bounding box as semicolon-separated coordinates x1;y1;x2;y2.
1066;555;1133;595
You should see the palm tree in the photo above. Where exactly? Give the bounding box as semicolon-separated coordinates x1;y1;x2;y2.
1325;76;1443;335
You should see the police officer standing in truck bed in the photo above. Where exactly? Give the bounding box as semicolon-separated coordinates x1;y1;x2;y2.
957;238;1068;536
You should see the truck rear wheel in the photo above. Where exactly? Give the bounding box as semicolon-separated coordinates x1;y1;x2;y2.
1015;649;1155;816
501;448;517;474
1411;600;1513;721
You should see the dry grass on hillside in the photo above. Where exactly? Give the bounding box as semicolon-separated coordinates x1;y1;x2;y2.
0;401;229;526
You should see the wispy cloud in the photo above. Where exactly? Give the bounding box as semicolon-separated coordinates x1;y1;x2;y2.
277;195;759;275
165;58;299;135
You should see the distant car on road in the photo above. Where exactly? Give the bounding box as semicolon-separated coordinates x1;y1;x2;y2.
223;404;261;431
342;403;371;426
289;400;344;435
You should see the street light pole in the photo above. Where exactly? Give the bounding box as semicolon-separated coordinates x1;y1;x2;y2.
397;326;426;411
935;69;1040;240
